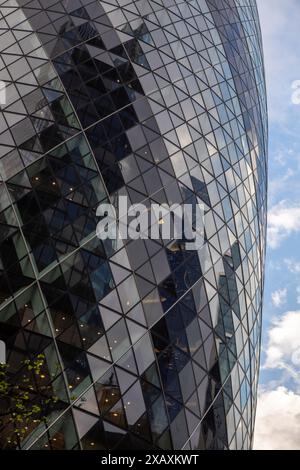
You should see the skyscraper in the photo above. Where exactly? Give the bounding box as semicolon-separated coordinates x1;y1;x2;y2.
0;0;267;450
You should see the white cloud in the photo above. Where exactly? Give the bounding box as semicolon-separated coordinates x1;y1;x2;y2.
264;310;300;370
257;0;300;128
284;258;300;274
297;287;300;304
271;288;287;308
274;148;294;167
254;387;300;450
268;201;300;248
254;1;300;451
268;169;294;204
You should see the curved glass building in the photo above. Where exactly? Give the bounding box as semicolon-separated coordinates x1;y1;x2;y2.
0;0;267;450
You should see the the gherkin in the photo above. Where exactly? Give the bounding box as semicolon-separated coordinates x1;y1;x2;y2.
0;0;267;450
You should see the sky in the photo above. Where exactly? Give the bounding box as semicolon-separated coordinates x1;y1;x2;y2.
254;0;300;450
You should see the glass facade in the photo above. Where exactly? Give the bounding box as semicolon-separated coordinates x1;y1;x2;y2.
0;0;267;450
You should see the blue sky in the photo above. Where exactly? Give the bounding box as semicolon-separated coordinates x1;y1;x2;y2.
254;0;300;449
